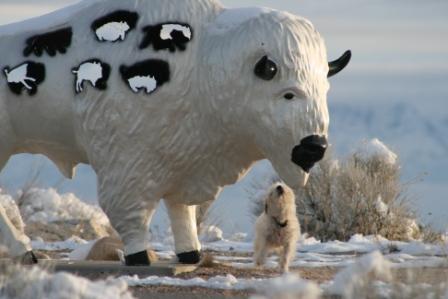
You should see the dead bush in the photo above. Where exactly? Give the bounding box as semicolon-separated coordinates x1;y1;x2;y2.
296;144;420;241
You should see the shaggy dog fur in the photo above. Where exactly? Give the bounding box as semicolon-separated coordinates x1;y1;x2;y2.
253;183;300;272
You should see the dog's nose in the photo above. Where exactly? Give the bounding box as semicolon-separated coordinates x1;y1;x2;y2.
291;135;328;172
276;185;284;196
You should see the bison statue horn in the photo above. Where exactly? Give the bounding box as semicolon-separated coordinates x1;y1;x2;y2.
328;50;352;77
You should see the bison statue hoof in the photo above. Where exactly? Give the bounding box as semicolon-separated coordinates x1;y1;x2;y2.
16;251;38;265
125;250;151;266
177;250;201;264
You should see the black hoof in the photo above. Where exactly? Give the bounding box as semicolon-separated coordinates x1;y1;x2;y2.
125;250;151;266
23;251;38;264
177;250;201;264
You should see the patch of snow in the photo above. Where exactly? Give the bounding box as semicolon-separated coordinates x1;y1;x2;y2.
327;251;392;298
326;251;392;298
120;273;262;290
18;187;109;226
251;274;321;299
375;196;389;217
292;252;356;268
200;225;224;243
354;138;398;165
399;240;448;256
0;264;135;299
68;239;96;260
32;235;88;251
203;239;253;253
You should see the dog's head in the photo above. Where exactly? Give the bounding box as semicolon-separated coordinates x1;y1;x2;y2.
264;183;296;218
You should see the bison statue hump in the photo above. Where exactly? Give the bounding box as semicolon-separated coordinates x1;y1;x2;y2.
0;0;351;265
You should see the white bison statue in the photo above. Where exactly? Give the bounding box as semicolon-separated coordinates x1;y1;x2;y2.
0;0;350;265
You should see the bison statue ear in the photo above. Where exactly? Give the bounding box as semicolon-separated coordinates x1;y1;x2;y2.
328;50;351;77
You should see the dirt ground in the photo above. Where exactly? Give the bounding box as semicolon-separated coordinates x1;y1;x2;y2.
129;265;339;299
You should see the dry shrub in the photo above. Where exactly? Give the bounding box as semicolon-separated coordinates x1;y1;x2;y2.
296;148;421;242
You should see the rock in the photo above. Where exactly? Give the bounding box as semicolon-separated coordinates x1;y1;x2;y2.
25;219;117;242
85;236;158;263
200;225;223;242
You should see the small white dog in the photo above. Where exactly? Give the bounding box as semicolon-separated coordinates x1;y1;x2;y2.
253;183;300;272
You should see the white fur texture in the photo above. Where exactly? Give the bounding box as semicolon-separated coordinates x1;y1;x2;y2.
253;183;300;272
0;0;330;256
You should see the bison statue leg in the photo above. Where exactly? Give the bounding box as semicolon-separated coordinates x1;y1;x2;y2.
165;200;201;264
97;176;160;266
0;204;36;264
0;102;36;263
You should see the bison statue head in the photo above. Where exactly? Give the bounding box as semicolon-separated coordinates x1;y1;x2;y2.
200;8;351;188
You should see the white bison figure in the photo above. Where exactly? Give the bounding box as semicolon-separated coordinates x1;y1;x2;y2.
3;63;36;90
72;61;103;93
0;0;350;265
95;21;130;42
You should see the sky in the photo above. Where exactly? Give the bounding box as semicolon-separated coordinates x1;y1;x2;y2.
0;0;447;231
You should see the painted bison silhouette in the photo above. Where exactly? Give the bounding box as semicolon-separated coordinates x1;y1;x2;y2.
0;0;351;265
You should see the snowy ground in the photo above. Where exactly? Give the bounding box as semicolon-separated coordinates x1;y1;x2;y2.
24;233;448;299
1;187;447;298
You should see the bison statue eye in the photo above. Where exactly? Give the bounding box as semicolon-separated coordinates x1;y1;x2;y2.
254;55;277;81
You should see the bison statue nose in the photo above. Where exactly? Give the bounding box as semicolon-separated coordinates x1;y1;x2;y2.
291;135;328;172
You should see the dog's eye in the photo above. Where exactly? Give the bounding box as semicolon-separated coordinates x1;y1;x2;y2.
254;56;277;81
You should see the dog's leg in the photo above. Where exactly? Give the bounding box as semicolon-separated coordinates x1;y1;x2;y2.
279;241;296;273
165;200;201;264
253;236;268;267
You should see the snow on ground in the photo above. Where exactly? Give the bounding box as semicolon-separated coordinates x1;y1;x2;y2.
36;233;448;270
0;264;135;299
250;274;321;299
114;249;447;297
326;251;392;297
18;188;109;226
122;273;263;290
32;235;88;252
354;138;398;165
1;186;447;297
